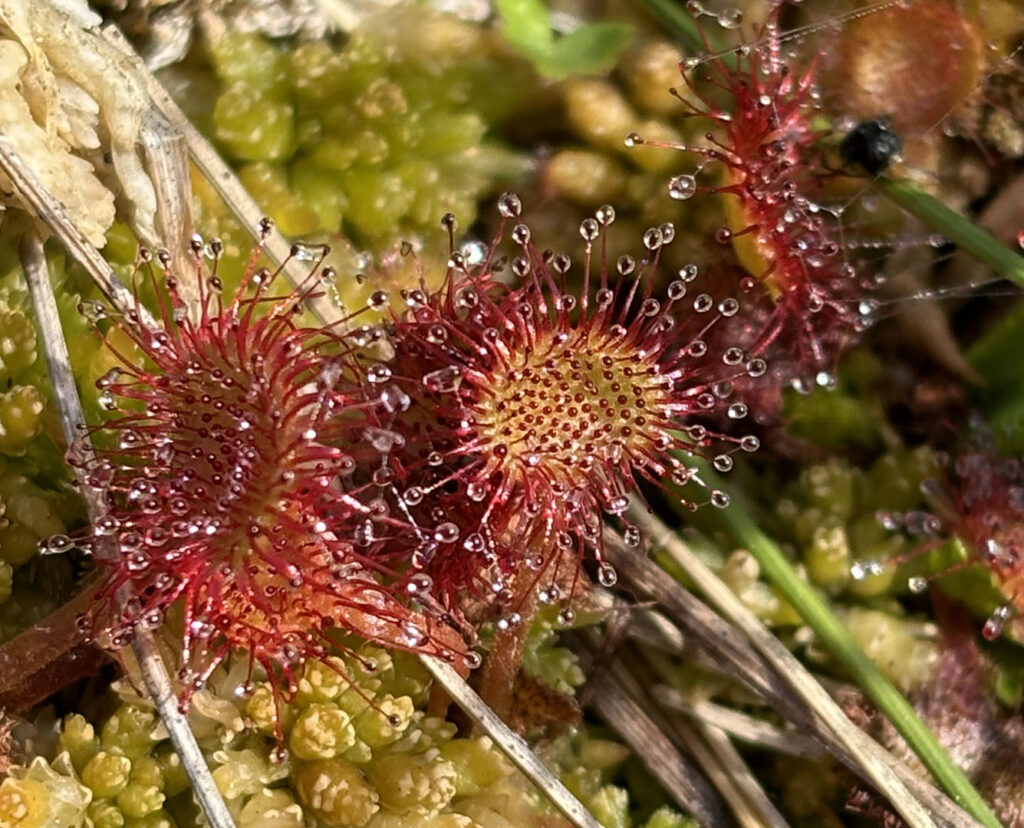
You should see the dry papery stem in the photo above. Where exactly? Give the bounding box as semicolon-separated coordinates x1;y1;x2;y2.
607;513;987;828
576;628;779;828
684;712;794;828
610;640;788;828
422;658;603;828
576;633;728;824
651;685;824;759
632;596;981;828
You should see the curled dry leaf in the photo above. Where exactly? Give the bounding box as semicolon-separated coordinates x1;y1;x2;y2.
0;0;156;245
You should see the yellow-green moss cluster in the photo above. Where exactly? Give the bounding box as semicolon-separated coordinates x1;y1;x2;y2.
0;753;92;828
775;448;942;599
530;33;725;258
540;730;696;828
0;637;696;827
245;647;524;827
0;248;98;622
764;448;943;690
522;608;586;695
0;305;42;457
0;706;183;827
0;469;68;572
193;8;533;248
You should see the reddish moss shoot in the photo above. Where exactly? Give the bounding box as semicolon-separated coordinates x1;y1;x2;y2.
634;3;873;388
943;448;1024;640
877;435;1024;641
369;195;762;625
67;224;469;746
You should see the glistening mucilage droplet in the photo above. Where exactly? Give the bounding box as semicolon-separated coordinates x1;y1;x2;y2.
78;234;471;748
366;196;756;624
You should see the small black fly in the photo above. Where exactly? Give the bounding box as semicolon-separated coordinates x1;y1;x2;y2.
841;119;902;175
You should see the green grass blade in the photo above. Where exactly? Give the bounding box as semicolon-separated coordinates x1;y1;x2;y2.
632;0;726;58
877;177;1024;289
968;299;1024;387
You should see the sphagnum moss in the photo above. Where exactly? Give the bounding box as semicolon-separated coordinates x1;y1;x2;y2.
0;306;44;455
0;638;689;827
0;271;71;586
193;7;534;248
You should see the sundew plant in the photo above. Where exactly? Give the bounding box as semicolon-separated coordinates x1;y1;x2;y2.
0;0;1022;827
